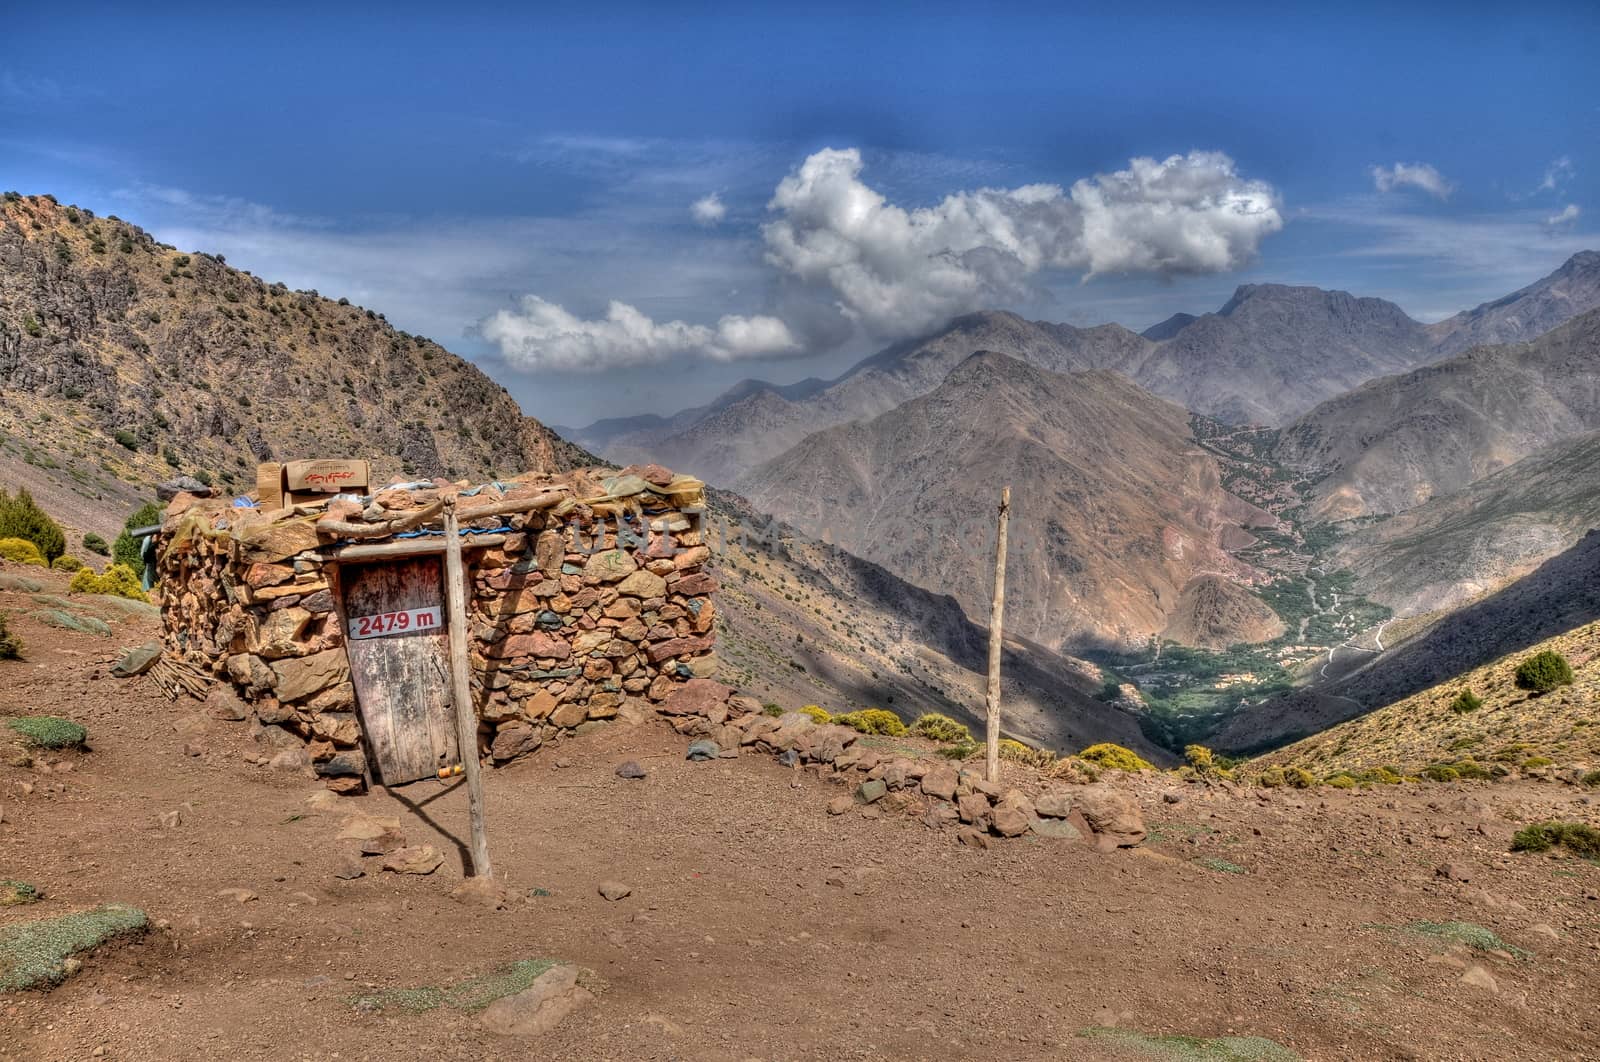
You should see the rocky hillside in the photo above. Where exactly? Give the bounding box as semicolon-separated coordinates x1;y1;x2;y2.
1332;430;1600;615
740;353;1277;652
1427;249;1600;356
1210;530;1600;753
1277;306;1600;521
1257;617;1600;779
0;192;568;537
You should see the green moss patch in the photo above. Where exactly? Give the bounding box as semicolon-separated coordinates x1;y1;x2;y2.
1079;1027;1301;1060
29;609;111;636
0;881;41;906
350;958;566;1015
0;574;43;593
7;716;87;749
1197;857;1247;875
1374;920;1530;959
0;904;148;991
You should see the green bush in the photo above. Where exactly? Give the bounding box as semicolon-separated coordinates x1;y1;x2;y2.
0;881;39;906
112;429;139;451
0;488;65;561
69;564;149;602
1256;765;1286;787
50;555;83;572
1077;743;1153;772
1096;679;1123;702
7;715;86;748
912;713;973;744
1511;821;1600;858
1324;774;1357;789
1422;764;1460;782
1450;688;1483;714
0;613;20;659
1284;766;1315;789
1581;769;1600;788
112;502;162;572
831;708;906;736
1514;650;1574;694
998;738;1055;769
0;538;45;566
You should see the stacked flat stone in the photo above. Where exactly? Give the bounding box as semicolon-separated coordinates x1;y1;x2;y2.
153;464;717;791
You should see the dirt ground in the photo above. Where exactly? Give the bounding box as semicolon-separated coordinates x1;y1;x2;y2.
2;580;1598;1061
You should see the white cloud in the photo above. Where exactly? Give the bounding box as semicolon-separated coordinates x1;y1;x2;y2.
480;296;798;372
760;147;1283;337
1371;162;1454;200
1545;203;1581;228
690;192;726;226
1539;156;1574;193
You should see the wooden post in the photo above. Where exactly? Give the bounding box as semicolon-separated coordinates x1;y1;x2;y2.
984;486;1011;783
441;496;493;879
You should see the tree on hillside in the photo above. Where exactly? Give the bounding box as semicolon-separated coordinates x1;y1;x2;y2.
112;502;163;573
1514;650;1574;694
0;488;65;562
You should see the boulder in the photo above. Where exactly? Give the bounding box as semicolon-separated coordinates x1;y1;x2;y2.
920;767;958;801
1075;785;1147;849
381;846;445;875
659;678;733;717
991;806;1030;838
270;649;349;703
491;725;542;762
1034;791;1073;818
478;964;594;1039
204;687;249;722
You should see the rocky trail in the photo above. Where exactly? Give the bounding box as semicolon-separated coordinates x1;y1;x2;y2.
2;590;1599;1060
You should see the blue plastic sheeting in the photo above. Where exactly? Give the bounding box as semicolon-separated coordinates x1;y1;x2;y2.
390;523;516;540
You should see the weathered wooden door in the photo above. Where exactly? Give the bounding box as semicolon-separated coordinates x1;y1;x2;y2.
339;558;459;785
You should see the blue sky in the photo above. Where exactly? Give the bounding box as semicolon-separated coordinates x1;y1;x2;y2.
3;2;1595;425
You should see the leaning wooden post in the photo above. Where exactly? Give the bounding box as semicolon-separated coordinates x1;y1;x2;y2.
442;496;493;879
984;485;1011;783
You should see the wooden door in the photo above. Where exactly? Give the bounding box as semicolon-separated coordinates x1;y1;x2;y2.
339;558;459;785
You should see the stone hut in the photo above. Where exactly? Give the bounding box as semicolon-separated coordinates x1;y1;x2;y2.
154;464;718;792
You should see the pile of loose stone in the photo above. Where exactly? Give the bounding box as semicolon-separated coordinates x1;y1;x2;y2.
156;464;720;793
658;678;1148;850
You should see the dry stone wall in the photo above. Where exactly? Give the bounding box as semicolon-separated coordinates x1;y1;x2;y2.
155;465;718;791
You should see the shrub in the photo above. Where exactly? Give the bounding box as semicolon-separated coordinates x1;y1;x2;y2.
761;703;783;717
1096;680;1123;702
1324;774;1357;789
1451;759;1493;780
68;564;149;602
1077;743;1153;772
998;738;1055;769
0;881;39;906
112;429;139;451
112;502;162;572
1284;766;1315;789
1256;766;1286;787
0;538;45;566
0;613;21;659
797;705;831;725
80;533;108;556
50;555;83;572
936;742;978;761
1184;744;1221;775
831;708;906;736
0;488;65;561
912;713;973;744
1450;688;1483;714
1514;650;1574;694
1511;821;1600;858
7;715;86;748
1581;769;1600;788
1422;764;1460;782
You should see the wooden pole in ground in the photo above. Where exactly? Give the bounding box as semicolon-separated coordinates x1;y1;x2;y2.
441;496;493;879
984;485;1011;784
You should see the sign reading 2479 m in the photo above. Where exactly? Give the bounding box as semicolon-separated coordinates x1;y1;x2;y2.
348;606;441;640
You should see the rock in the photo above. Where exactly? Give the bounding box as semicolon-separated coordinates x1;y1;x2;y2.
315;750;367;779
478;963;594;1039
957;792;991;826
991;806;1030;838
549;701;587;729
269;649;349;704
920;767;958;801
827;794;854;816
1460;965;1498;993
1034;791;1073;818
450;877;517;910
158;476;213;501
659;678;734;717
583;550;637;583
491;724;542;762
685;739;720;761
616;568;667;599
269;748;311;771
615;760;647;780
111;642;162;677
1435;862;1472;883
1075;785;1147;849
358;829;408;856
856;779;887;804
1528;923;1560;942
1161;791;1182;805
956;827;990;850
333;855;366;880
597;880;632;901
1030;817;1083;842
216;887;257;904
381;846;445;875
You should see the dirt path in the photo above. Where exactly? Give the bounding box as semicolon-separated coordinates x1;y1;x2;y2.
2;586;1598;1061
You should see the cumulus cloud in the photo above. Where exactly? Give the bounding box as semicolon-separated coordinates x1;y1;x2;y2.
760;147;1282;336
1539;156;1574;193
1545;203;1581;228
1371;162;1454;200
690;193;726;225
480;296;798;372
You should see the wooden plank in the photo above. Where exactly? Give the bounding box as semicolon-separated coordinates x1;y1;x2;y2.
339;557;458;785
328;534;506;562
443;498;493;878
